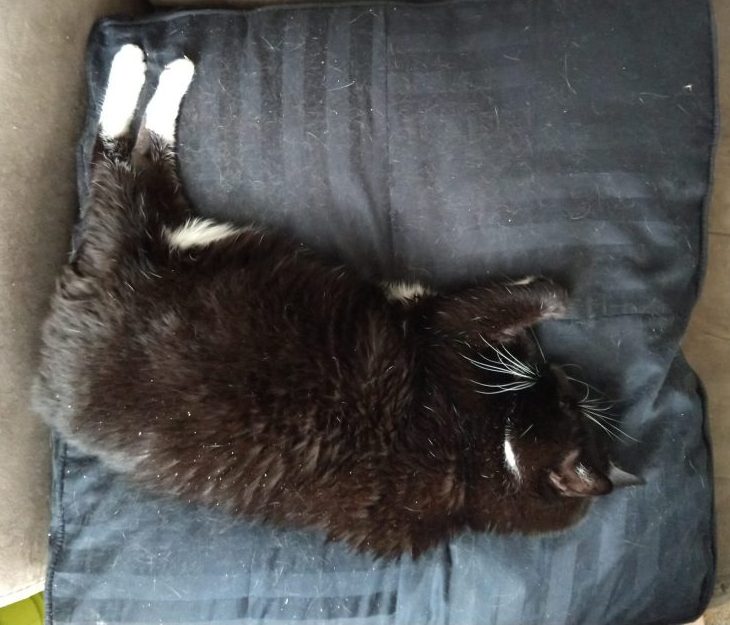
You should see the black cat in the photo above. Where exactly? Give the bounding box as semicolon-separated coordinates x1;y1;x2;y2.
33;45;641;557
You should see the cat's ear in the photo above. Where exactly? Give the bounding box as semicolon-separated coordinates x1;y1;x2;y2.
607;462;645;489
548;450;613;498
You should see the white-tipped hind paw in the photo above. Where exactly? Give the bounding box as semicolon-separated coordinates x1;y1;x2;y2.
99;44;146;139
144;56;195;144
164;57;195;85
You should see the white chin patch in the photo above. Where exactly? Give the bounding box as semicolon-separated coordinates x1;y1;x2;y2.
166;218;253;250
99;44;146;139
144;57;195;143
504;437;521;480
384;281;433;303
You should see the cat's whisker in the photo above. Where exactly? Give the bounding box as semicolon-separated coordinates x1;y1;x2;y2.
474;339;538;378
478;335;536;378
496;344;536;377
603;423;640;443
529;327;547;364
565;376;594;402
461;354;535;380
581;409;640;443
489;345;537;377
581;411;621;441
482;365;535;380
520;423;535;437
565;375;606;398
582;408;614;423
579;403;613;413
576;383;634;441
581;407;612;415
462;356;523;377
475;385;535;394
469;378;536;391
459;353;511;372
474;382;536;395
472;355;506;369
578;397;614;409
466;359;523;376
593;414;626;424
584;413;637;442
580;394;614;405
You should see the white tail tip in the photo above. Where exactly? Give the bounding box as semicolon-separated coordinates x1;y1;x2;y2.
99;44;146;139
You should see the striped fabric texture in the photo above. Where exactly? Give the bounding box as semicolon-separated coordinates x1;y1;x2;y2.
49;2;716;623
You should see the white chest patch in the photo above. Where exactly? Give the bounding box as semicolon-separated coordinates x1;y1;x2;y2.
504;437;521;480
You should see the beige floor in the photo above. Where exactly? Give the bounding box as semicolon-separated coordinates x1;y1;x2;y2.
707;603;730;625
0;0;147;606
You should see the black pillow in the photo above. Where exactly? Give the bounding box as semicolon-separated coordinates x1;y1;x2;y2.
48;2;716;623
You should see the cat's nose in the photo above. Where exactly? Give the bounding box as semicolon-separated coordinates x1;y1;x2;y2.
548;363;564;379
548;364;572;391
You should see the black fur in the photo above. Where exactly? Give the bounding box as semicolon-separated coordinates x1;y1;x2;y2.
33;53;626;558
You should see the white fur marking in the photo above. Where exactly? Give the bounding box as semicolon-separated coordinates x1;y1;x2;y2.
504;437;521;480
166;218;252;250
509;276;537;286
384;281;433;303
99;44;146;139
144;57;195;143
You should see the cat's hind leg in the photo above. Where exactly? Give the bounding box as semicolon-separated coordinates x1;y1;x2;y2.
70;44;150;275
128;57;197;233
142;57;195;145
98;44;147;141
136;58;254;249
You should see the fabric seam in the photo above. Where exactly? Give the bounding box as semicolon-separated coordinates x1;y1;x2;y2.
45;441;68;625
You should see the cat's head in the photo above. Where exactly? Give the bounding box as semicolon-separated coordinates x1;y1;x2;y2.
448;334;643;534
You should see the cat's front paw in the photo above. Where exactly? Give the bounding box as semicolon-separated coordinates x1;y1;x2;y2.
509;277;568;320
533;279;568;319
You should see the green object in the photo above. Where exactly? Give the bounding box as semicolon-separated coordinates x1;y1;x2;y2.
0;593;44;625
